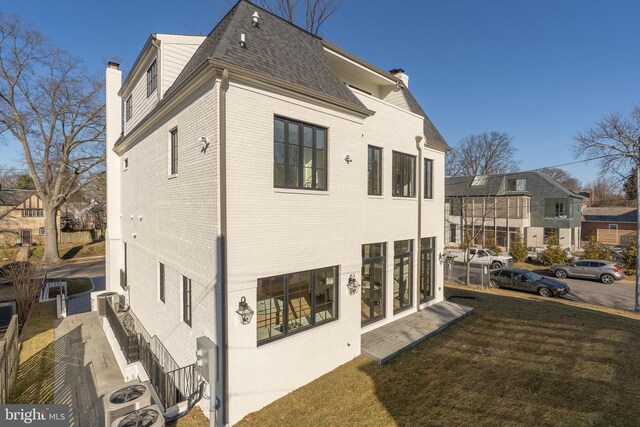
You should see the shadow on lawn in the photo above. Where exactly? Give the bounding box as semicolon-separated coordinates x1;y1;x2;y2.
359;287;640;426
61;245;84;260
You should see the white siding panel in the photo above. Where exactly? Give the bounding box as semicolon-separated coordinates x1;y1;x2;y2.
124;55;158;134
162;43;202;95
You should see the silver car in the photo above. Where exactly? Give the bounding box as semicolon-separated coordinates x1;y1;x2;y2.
550;259;625;284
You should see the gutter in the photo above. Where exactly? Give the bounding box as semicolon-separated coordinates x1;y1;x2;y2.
416;135;423;311
219;68;229;427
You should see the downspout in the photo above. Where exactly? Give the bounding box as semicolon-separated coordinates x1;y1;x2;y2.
416;136;423;311
219;69;230;426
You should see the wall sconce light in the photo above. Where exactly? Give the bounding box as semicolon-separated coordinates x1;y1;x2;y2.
438;252;444;264
345;155;353;164
252;11;259;27
236;296;254;325
239;33;246;48
347;274;360;295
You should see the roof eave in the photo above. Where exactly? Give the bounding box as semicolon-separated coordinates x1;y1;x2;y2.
118;34;158;97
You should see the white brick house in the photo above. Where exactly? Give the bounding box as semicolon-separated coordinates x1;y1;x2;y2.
105;1;451;424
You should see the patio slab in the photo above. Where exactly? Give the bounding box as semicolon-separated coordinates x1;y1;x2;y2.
361;301;474;364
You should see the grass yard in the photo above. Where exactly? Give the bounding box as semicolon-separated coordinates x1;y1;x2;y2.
235;285;640;427
8;301;58;404
29;240;105;264
166;406;210;427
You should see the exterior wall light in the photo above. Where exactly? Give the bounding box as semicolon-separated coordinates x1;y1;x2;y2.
252;12;259;27
240;33;246;48
236;296;254;325
345;155;353;164
347;274;360;295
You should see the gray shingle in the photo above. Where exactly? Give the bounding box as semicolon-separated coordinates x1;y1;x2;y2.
0;190;35;207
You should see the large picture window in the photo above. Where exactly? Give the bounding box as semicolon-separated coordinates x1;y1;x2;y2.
368;146;382;195
424;158;433;199
392;152;415;197
274;117;327;190
257;266;338;344
394;239;413;313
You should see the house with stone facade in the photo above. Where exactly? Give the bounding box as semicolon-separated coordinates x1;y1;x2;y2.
104;1;451;423
445;171;584;251
0;189;50;246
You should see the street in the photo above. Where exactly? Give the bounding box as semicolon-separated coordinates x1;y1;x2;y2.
44;258;105;279
540;272;636;311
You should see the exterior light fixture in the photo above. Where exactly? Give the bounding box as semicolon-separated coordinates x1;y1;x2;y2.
347;274;360;295
236;296;254;325
252;12;259;27
345;155;353;164
240;33;246;48
438;252;444;264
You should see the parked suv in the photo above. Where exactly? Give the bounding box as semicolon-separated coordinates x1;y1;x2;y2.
549;259;625;284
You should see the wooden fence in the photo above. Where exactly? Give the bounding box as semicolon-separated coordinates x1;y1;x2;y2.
59;231;93;244
0;315;20;404
597;229;635;245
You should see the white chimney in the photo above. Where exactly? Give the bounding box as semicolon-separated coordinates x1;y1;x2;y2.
105;61;122;293
390;68;409;88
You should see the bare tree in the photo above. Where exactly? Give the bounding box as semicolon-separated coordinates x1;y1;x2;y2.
0;261;39;323
574;104;640;312
446;131;519;176
588;176;626;207
0;13;105;264
226;0;345;35
537;167;581;193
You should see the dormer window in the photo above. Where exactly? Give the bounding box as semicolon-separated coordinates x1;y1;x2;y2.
471;175;487;186
147;60;157;97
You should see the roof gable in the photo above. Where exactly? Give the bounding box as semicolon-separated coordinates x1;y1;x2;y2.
0;190;37;207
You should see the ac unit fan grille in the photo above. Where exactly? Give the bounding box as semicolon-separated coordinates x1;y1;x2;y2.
109;385;148;404
117;408;160;427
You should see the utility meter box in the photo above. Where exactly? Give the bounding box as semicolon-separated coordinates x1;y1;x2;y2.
196;336;217;384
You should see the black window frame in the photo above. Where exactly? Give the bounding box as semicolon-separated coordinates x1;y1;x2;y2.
257;266;339;345
424;158;433;199
367;145;382;196
420;237;436;303
125;95;132;121
273;116;327;191
159;263;165;303
183;276;192;327
146;60;157;97
170;128;178;175
393;239;413;314
392;151;416;197
361;243;386;326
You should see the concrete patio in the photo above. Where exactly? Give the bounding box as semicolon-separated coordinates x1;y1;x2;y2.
54;311;125;427
361;301;474;364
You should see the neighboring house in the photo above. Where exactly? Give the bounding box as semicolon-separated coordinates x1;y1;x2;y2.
61;199;107;231
0;189;50;246
581;207;637;246
105;1;450;423
445;171;584;251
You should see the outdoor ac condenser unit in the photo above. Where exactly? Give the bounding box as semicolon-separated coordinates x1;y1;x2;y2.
97;292;120;316
111;404;165;427
104;383;153;426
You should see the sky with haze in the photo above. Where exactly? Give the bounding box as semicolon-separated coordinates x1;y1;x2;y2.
1;0;638;187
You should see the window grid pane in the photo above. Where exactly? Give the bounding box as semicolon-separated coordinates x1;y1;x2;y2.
424;159;433;199
170;129;178;175
274;117;327;191
368;146;382;195
392;152;415;197
183;277;191;326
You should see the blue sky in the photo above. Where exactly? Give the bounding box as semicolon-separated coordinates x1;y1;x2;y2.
1;0;638;186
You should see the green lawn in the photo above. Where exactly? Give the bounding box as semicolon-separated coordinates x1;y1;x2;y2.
234;285;640;427
29;240;105;264
8;301;58;404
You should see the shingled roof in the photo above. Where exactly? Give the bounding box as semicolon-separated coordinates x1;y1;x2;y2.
166;0;364;110
0;190;35;207
163;0;449;151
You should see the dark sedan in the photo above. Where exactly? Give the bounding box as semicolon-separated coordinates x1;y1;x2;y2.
489;268;570;297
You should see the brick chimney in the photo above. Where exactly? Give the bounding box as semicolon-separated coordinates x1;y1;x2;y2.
389;68;409;88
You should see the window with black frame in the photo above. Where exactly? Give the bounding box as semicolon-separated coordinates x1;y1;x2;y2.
146;60;157;97
424;158;433;199
420;237;435;303
368;146;382;195
361;243;385;325
159;263;165;303
183;276;192;326
274;117;327;190
257;266;337;344
392;152;415;197
393;239;413;313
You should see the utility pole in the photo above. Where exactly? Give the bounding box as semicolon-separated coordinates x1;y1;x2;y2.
636;137;640;312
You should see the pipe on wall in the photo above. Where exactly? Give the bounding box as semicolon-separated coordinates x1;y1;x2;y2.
416;135;424;311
